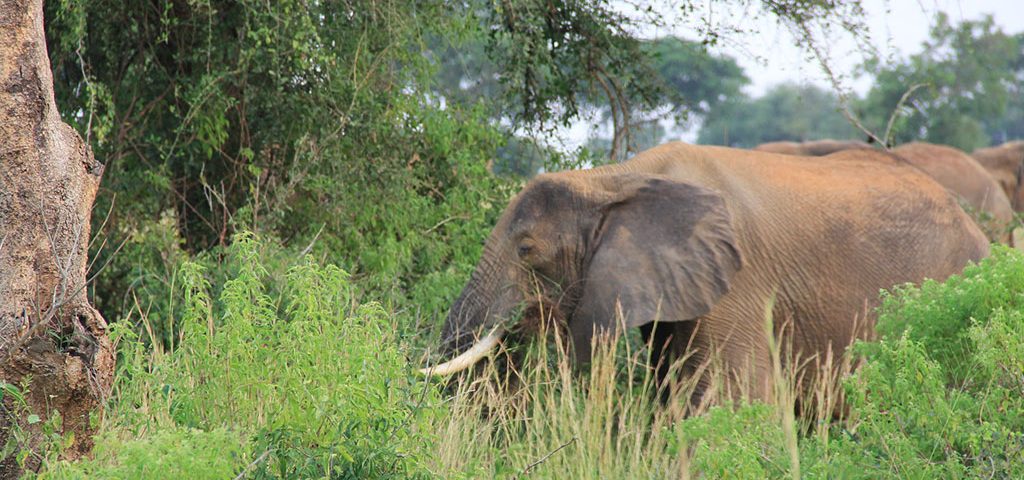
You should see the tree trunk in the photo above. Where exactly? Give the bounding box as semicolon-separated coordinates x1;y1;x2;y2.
0;0;114;475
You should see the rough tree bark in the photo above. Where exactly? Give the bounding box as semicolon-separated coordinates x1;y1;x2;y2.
0;0;114;475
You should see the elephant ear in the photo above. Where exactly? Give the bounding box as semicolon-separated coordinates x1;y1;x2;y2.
570;176;742;349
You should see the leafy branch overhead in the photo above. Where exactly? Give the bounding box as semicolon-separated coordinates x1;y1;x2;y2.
485;0;870;160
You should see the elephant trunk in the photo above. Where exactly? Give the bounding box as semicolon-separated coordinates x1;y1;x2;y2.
429;243;519;376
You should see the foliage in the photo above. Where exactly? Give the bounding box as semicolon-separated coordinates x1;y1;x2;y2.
697;83;861;147
484;0;665;130
35;235;441;479
872;246;1024;383
859;13;1023;150
0;383;72;472
668;404;793;478
585;36;750;158
987;32;1024;143
33;1;1024;479
38;428;245;480
645;36;750;120
819;247;1024;479
44;0;514;336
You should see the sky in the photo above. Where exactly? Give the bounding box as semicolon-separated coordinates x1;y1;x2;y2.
561;0;1024;148
693;0;1024;97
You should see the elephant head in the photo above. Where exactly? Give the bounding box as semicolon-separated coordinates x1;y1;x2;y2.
972;141;1024;212
425;173;742;375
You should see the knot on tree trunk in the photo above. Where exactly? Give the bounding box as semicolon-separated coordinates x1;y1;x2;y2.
1;303;114;473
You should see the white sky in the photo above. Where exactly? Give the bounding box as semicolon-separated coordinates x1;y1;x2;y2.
696;0;1024;97
559;0;1024;148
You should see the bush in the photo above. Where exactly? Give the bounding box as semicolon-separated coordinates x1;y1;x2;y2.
39;428;246;479
37;234;441;479
669;404;792;478
827;247;1024;479
873;246;1024;384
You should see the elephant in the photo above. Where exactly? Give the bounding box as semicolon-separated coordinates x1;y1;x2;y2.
422;142;989;409
971;141;1024;212
891;142;1015;245
753;139;872;156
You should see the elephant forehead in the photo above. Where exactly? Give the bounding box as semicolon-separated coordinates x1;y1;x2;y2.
509;179;578;226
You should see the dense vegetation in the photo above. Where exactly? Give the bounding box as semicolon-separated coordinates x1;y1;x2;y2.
3;0;1022;477
17;240;1024;478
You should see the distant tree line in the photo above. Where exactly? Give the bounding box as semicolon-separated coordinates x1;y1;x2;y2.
597;13;1024;153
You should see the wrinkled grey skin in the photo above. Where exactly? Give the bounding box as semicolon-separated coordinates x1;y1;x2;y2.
435;142;989;407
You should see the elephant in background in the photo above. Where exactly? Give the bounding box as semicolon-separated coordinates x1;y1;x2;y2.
971;141;1024;212
753;139;872;156
892;142;1015;245
423;142;988;409
751;140;1014;243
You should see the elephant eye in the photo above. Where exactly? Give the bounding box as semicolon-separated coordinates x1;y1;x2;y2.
517;244;533;258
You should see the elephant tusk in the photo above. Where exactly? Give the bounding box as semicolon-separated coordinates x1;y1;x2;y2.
419;327;505;377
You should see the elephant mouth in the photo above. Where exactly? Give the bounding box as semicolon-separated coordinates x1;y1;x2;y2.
424;294;570;377
513;295;569;337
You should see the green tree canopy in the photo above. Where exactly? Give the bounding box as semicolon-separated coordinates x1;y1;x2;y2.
42;0;872;326
646;36;749;119
859;13;1022;150
584;36;750;160
984;31;1024;144
697;83;860;147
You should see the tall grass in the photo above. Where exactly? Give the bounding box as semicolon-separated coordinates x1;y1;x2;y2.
36;234;442;479
430;324;690;478
427;297;855;479
26;240;1024;479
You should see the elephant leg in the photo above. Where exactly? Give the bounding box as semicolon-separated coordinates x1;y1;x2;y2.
639;322;676;404
568;318;623;370
636;318;776;413
639;320;713;411
693;313;774;406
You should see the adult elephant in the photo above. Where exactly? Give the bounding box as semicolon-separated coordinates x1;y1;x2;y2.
753;139;872;156
892;142;1015;244
971;141;1024;212
422;142;988;408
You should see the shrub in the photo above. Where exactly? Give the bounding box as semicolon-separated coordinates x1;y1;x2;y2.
669;404;791;478
38;428;246;480
828;247;1024;478
37;234;441;479
873;246;1024;384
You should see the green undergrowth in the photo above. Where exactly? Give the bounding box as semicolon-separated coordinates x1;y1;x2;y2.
36;234;443;479
829;246;1024;478
29;243;1024;478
